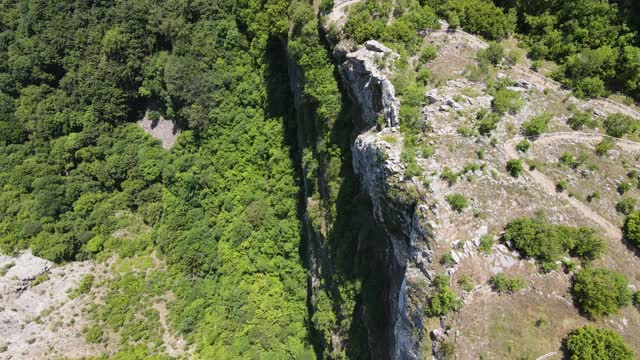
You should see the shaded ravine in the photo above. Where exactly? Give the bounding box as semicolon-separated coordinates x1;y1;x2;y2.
267;30;391;357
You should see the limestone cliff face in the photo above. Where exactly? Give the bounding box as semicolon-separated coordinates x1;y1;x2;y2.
288;33;435;358
340;41;401;129
341;43;435;359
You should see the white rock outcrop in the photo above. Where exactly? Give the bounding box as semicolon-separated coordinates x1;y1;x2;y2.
340;41;401;128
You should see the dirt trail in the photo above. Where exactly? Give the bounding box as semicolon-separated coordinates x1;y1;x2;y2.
326;0;362;26
503;132;640;240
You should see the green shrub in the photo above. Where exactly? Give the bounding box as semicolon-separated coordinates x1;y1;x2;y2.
559;152;576;167
515;139;530;152
504;215;604;263
633;291;640;309
616;197;636;215
440;252;455;267
595;138;615;156
556;180;568;192
70;275;94;299
569;228;605;261
478;234;494;254
567;111;595;130
492;89;522;115
522;113;552;136
423;275;461;317
490;273;524;294
420;45;438;64
421;144;434;158
541;261;558;273
417;68;433;85
576;76;606;98
457;126;476;137
441;167;459;186
506;159;523;177
623;210;640;248
604;113;636;138
617;182;632;195
446;193;468;212
32;273;49;286
478;42;504;65
562;259;577;273
572;268;630;319
457;275;474;292
564;326;634;360
476;112;500;135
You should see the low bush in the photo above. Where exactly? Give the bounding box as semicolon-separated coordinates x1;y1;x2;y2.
85;326;104;344
558;151;587;169
506;159;523;177
446;193;468;212
423;275;461;317
616;197;636;215
319;0;334;12
490;273;524;294
623;210;640;248
515;139;530;152
617;182;632;195
478;42;504;65
441;167;459;186
440;252;455;267
572;268;630;319
420;45;438;64
504;214;605;263
595;138;615;156
478;233;494;254
567;111;595;130
522;113;552;137
604;113;636;138
564;326;634;360
556;180;568;192
457;275;474;292
492;89;523;115
476;112;500;135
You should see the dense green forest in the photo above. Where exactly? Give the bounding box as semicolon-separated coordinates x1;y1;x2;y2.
0;0;343;358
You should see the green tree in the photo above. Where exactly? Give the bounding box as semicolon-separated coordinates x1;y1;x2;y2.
572;268;631;319
604;113;636;138
564;326;634;360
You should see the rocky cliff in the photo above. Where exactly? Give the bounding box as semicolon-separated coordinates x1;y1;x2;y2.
340;40;401;129
340;42;436;359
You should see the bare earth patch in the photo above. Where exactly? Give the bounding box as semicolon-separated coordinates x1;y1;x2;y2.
137;112;181;149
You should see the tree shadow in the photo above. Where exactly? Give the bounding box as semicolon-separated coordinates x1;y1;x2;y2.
263;32;391;358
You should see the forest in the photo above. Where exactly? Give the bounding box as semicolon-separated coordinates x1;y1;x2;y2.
0;0;333;358
1;0;640;359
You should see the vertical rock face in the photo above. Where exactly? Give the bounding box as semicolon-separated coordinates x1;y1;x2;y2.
340;41;401;128
343;44;435;359
288;33;433;358
351;132;434;359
